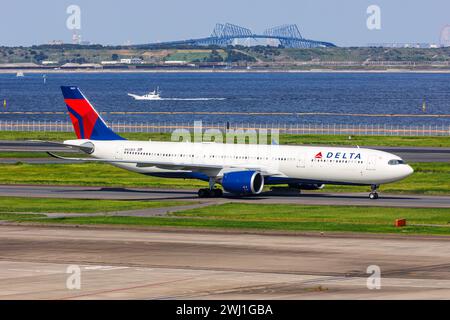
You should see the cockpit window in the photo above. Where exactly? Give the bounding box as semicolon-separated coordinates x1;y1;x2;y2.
388;159;406;165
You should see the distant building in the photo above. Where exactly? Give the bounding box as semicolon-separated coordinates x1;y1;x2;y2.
61;63;102;69
367;43;439;49
0;63;40;69
101;61;120;65
48;40;64;45
164;60;188;65
72;32;82;45
41;60;58;65
120;58;143;64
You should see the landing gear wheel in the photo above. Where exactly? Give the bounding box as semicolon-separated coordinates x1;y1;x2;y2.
198;188;209;198
198;188;223;198
213;188;223;197
369;185;380;200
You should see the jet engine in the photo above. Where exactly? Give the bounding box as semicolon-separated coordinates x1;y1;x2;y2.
221;171;264;195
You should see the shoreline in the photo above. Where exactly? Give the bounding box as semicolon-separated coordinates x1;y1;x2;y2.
2;68;450;74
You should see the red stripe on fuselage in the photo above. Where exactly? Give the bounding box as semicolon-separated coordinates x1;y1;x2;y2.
64;98;98;139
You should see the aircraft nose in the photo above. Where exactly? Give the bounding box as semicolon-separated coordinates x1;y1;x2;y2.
405;165;414;177
396;164;413;180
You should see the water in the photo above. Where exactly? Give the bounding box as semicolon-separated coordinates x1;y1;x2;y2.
0;72;449;126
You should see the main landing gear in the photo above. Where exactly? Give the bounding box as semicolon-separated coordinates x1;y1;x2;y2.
369;184;379;200
198;188;223;198
198;177;224;198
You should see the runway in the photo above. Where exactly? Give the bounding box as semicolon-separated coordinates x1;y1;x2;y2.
1;140;449;162
1;184;450;208
0;225;448;299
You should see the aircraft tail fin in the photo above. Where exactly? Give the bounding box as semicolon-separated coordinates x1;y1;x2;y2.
61;86;125;140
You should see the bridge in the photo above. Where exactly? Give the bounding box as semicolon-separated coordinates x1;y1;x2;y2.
143;23;336;48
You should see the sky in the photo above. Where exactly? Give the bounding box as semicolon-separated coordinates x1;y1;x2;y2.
1;0;449;47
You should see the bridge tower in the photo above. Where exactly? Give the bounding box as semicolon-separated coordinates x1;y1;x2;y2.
207;23;253;46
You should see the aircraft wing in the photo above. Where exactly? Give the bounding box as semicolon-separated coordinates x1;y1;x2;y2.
30;140;95;153
47;152;282;177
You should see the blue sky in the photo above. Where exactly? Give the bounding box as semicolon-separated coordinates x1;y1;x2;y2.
1;0;449;46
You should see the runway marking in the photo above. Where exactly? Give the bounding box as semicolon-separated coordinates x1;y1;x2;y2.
83;266;130;271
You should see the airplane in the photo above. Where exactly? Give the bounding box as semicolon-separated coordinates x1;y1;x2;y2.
47;86;414;199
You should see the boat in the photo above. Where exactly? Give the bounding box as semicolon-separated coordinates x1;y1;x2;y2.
128;87;161;100
16;71;24;77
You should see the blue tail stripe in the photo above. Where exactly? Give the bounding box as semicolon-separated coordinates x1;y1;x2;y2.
91;120;126;140
61;86;84;99
66;105;85;139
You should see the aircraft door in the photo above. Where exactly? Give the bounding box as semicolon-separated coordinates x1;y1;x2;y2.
296;153;306;168
114;146;124;160
366;155;377;171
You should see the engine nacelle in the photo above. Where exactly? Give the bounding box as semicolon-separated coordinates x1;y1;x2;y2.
288;183;325;190
222;171;264;195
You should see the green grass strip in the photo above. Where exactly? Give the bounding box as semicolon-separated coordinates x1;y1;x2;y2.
0;196;192;213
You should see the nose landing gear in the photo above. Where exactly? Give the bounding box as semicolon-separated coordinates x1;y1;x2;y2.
369;184;379;200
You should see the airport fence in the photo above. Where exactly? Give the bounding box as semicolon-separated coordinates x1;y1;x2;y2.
0;120;449;136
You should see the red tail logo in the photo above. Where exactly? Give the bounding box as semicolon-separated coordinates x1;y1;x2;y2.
314;152;323;159
61;86;124;141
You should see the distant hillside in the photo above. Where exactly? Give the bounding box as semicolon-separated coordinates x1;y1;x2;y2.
1;45;450;69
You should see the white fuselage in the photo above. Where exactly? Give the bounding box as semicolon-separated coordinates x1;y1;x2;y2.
66;139;414;186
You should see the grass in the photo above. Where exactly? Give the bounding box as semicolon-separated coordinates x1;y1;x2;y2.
0;131;168;142
0;162;447;195
2;203;449;236
0;162;208;188
176;203;450;225
1;131;449;147
0;196;192;213
172;203;450;235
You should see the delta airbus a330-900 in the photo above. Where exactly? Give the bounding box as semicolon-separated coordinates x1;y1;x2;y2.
47;86;413;199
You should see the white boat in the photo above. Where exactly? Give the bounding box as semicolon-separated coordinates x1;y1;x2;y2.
16;71;24;77
128;87;161;100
